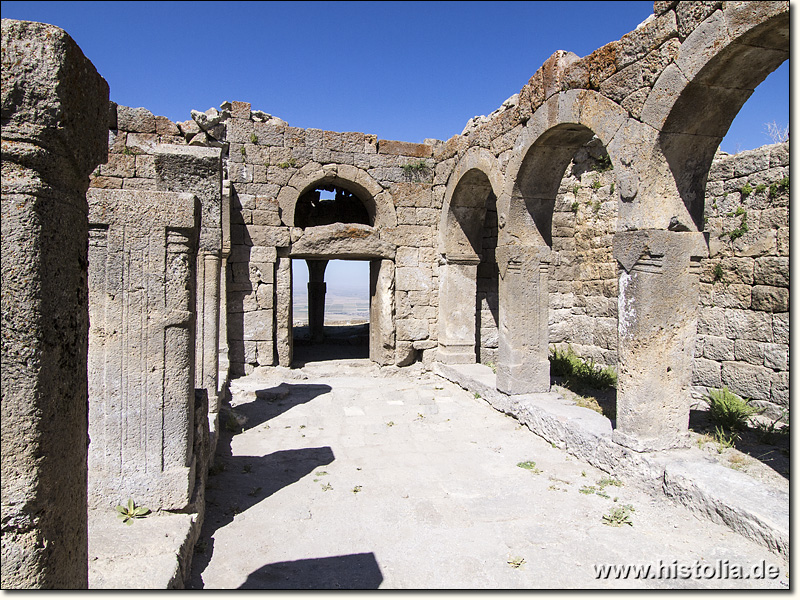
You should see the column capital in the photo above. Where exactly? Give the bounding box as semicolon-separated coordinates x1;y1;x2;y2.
613;229;707;273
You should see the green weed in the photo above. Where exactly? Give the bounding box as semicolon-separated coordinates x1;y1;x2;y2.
706;387;759;430
602;504;634;527
550;345;617;390
116;498;150;525
517;461;541;474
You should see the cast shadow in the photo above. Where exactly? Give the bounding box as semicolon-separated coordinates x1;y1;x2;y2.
234;383;333;431
238;552;383;589
189;445;335;589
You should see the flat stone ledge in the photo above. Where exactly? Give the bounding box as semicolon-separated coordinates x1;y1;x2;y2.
88;509;199;589
433;361;789;560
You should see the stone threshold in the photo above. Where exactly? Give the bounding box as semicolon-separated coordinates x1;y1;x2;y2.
434;362;788;560
88;508;200;589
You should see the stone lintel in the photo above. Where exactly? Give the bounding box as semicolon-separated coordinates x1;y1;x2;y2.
290;223;395;260
377;139;433;158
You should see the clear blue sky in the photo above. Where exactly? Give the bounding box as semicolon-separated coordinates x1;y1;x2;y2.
3;1;789;299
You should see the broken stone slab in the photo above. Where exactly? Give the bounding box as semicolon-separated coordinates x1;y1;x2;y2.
290;223;396;260
88;509;198;589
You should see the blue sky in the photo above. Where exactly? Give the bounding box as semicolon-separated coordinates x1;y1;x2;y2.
3;1;789;300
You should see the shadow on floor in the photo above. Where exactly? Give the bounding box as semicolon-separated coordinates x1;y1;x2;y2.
189;443;336;589
230;383;332;431
238;552;384;589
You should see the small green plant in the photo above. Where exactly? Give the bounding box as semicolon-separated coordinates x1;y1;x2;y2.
602;504;634;527
401;159;430;179
712;426;739;452
572;184;580;195
116;498;150;525
315;471;328;477
706;387;759;430
712;263;724;282
474;392;481;399
277;158;297;168
591;178;602;190
755;183;767;194
734;206;746;216
508;557;526;569
740;182;753;197
121;146;141;156
549;345;617;390
486;362;497;374
592;200;601;214
570;201;579;212
250;133;258;144
321;482;333;491
517;461;541;473
581;470;587;477
579;485;597;495
754;411;789;444
769;177;789;198
609;182;615;195
595;154;613;172
386;421;395;427
240;145;246;158
352;485;362;494
598;477;622;488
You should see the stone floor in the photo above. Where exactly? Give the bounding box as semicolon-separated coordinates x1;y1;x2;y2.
188;358;789;590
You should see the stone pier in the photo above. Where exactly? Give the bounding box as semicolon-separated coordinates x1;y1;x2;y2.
1;19;108;589
437;257;480;364
612;230;708;451
307;259;329;342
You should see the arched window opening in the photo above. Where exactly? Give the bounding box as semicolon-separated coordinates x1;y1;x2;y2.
295;184;370;229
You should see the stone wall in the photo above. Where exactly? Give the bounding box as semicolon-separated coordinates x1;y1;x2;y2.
695;142;789;417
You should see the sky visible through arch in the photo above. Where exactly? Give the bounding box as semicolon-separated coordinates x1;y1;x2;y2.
3;1;789;297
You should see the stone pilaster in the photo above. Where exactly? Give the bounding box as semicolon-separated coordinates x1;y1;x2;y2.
276;253;294;366
370;259;396;366
1;19;109;589
495;245;551;394
86;189;198;511
612;230;707;451
437;255;480;364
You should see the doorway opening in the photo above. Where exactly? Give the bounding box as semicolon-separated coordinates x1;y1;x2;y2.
292;258;370;363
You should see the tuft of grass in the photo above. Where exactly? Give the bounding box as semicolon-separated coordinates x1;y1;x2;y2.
595;154;613;172
591;178;602;190
739;182;753;198
517;461;541;473
352;485;362;494
602;504;634;527
579;485;597;495
712;426;739;452
598;476;622;488
755;183;767;194
571;201;579;213
706;387;759;430
550;345;617;391
769;176;789;198
712;263;724;282
508;557;526;569
250;133;258;144
754;411;789;444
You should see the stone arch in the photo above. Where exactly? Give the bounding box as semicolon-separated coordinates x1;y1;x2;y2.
642;4;789;230
439;147;503;259
499;90;630;246
495;91;628;395
279;164;396;229
437;148;502;365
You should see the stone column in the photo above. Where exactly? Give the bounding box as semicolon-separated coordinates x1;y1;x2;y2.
276;253;293;367
1;19;109;589
306;259;329;343
612;230;707;452
437;255;480;364
495;245;551;394
86;189;198;511
370;259;396;365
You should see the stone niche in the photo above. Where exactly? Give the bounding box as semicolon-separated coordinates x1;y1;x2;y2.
87;188;199;511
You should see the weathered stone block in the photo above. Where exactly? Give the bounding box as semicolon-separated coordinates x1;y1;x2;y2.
753;256;788;287
378;139;432;157
770;371;788;407
733;339;765;366
771;312;788;345
724;309;772;342
751;285;789;313
693;358;723;389
397;318;429;341
720;361;772;401
763;343;788;371
702;335;735;362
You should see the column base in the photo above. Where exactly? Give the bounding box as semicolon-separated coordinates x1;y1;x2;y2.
496;361;550;395
612;429;690;452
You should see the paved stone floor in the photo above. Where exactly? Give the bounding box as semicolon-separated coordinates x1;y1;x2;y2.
189;359;789;590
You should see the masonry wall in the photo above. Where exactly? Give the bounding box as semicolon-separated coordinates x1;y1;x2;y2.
695;142;789;417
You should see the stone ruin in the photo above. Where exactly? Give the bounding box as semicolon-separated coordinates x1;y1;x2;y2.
1;1;789;588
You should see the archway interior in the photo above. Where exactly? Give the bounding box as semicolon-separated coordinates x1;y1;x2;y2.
660;14;789;230
292;259;370;362
295;184;371;228
513;129;619;417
